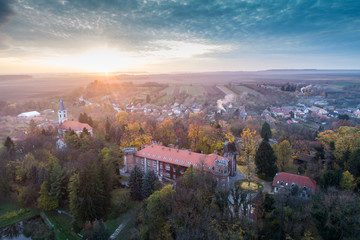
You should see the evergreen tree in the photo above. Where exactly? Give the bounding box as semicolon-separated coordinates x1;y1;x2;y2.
129;165;144;200
48;163;66;204
4;136;15;159
255;138;277;179
30;165;38;185
142;170;158;199
260;122;272;139
38;181;58;211
69;173;80;216
38;166;48;185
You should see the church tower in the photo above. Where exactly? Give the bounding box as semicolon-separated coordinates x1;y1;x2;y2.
58;97;68;124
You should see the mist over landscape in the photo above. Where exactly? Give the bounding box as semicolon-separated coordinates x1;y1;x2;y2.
1;1;360;240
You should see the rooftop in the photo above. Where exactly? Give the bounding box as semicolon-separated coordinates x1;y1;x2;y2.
136;143;227;169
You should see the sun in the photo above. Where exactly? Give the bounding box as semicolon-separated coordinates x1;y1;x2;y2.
43;47;134;74
79;48;124;74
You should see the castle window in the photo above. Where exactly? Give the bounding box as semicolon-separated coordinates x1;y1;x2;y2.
277;181;279;184
160;163;163;169
194;163;198;167
141;166;144;171
147;161;150;166
152;154;156;157
188;162;191;165
163;157;167;160
165;172;171;178
165;164;170;171
142;152;145;155
141;159;144;165
169;158;172;161
173;175;176;179
285;182;288;186
181;160;185;164
173;168;176;172
136;158;139;163
158;155;161;158
175;159;179;162
147;153;151;156
129;166;132;171
153;161;156;167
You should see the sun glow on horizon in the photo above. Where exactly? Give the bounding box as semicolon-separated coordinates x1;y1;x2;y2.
41;47;137;74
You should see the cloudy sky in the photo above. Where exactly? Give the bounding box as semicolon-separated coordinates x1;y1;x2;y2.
0;0;359;74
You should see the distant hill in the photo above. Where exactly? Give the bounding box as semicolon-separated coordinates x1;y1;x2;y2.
0;75;32;80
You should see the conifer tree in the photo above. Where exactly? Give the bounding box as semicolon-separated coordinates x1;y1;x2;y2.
255;138;277;179
48;163;66;204
142;170;158;199
129;165;143;200
260;121;272;139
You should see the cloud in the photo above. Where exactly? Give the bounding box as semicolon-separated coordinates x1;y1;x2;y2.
0;0;14;25
1;0;360;70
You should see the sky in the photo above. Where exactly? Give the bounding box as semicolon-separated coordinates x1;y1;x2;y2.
0;0;359;74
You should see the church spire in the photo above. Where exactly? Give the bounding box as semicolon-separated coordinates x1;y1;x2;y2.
58;97;68;124
59;97;65;111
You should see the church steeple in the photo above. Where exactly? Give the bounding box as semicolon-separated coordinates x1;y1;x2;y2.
58;97;68;124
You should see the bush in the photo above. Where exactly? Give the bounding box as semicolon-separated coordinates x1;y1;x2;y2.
109;189;133;218
0;209;26;220
72;219;84;234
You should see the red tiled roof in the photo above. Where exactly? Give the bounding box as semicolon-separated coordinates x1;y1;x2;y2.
136;144;227;169
60;120;93;131
272;172;317;194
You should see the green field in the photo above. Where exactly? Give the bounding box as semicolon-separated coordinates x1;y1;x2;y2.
179;85;206;96
0;202;40;229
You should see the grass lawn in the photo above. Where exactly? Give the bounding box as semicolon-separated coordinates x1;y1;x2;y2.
114;207;139;240
0;202;40;229
106;203;140;240
45;211;81;240
235;179;264;192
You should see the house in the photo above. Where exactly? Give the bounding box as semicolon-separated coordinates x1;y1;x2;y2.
122;142;236;190
273;172;317;198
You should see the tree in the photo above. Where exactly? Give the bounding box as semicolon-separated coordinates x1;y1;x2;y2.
340;170;356;191
260;121;272;139
312;188;360;240
129;165;143;201
69;174;80;216
142;170;158;199
38;181;58;211
4;136;15;159
255;138;277;179
241;128;259;185
274;140;293;171
48;163;67;205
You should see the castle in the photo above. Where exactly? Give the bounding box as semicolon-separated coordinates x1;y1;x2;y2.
123;143;236;190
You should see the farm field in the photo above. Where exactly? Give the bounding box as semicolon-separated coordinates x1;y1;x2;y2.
231;85;262;97
179;85;207;96
216;85;236;96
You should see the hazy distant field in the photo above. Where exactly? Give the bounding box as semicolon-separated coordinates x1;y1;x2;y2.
1;70;360;103
0;74;102;102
